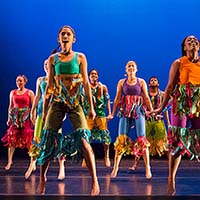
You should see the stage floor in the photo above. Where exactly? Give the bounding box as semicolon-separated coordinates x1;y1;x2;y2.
0;157;199;197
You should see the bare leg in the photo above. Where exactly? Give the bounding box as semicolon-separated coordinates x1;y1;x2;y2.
25;157;37;179
110;150;122;178
58;156;65;180
168;152;181;195
129;155;140;171
37;161;49;195
5;147;15;170
82;138;100;196
104;144;111;167
81;158;87;168
142;148;152;179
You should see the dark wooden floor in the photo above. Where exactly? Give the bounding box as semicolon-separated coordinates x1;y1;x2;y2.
0;156;200;199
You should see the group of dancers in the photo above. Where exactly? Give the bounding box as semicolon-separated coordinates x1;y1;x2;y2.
1;25;200;196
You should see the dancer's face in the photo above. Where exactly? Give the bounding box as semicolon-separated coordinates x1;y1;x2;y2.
16;76;26;89
125;61;137;76
58;27;75;49
149;78;159;87
89;70;99;82
183;35;199;52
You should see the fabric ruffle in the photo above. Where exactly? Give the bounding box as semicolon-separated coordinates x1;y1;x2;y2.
1;121;33;149
37;128;91;165
167;126;200;160
60;129;91;157
114;134;133;156
117;95;145;119
37;129;63;165
90;129;111;145
131;136;150;157
114;135;150;157
148;138;168;156
28;136;41;160
172;83;200;118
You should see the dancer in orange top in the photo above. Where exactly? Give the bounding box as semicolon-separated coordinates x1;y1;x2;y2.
152;35;200;195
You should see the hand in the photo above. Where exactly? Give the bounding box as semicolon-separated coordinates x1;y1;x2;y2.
30;112;36;125
42;112;47;123
6;119;11;126
88;108;96;120
149;107;162;116
106;114;113;121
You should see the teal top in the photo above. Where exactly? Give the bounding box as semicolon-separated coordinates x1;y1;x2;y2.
54;53;80;75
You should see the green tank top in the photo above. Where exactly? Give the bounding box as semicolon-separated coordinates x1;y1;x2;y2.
54;53;80;75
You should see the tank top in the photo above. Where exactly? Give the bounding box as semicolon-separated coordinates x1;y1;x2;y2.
122;78;142;96
13;89;31;108
54;53;80;75
179;56;200;85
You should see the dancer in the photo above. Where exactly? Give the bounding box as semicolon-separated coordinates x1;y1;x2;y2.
25;60;65;180
108;60;153;179
152;35;200;195
129;76;170;170
1;75;34;170
37;25;99;196
81;69;112;168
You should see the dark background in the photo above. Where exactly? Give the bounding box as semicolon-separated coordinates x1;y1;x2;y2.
0;0;199;158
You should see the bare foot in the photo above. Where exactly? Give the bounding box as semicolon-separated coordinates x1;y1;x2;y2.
37;177;47;195
110;167;118;178
129;164;137;171
168;177;176;195
90;179;100;196
146;167;152;179
104;157;111;167
81;159;87;168
25;162;37;179
58;168;65;180
5;162;12;171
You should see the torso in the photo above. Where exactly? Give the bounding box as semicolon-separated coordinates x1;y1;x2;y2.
179;56;200;85
122;78;142;96
12;89;31;108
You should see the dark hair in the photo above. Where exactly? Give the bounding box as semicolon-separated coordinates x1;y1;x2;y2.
181;36;188;56
59;25;75;36
51;44;61;54
89;68;99;76
17;74;28;83
148;76;159;84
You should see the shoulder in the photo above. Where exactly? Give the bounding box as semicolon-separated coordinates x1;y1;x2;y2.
119;78;126;84
77;52;86;60
27;89;34;96
138;77;146;84
117;78;126;87
37;76;44;81
100;83;108;91
10;89;15;95
159;90;165;96
76;52;87;64
172;57;181;67
48;53;57;64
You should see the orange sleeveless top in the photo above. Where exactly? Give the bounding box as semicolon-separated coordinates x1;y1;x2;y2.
179;56;200;85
